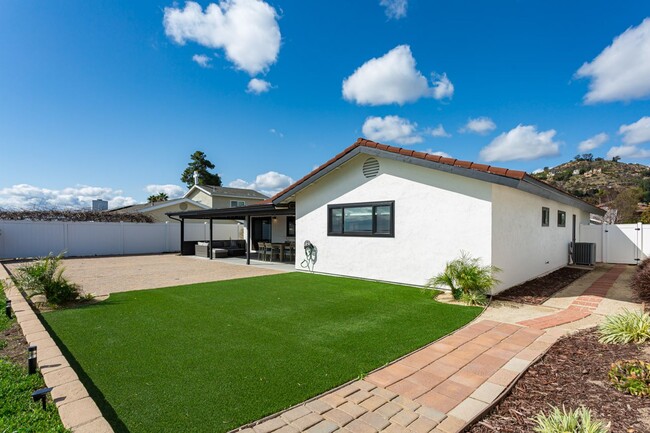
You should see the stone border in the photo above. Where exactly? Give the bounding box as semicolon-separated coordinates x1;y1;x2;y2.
0;263;113;433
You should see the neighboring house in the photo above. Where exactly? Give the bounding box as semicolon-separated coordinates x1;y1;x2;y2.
185;185;268;209
171;138;604;293
110;198;210;223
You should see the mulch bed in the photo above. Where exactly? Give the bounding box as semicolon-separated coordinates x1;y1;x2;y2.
1;316;29;366
495;267;590;305
467;329;650;433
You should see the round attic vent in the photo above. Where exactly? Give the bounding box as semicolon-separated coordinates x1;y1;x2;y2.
179;202;188;211
362;157;380;178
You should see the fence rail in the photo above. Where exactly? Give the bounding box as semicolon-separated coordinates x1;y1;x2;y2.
0;220;240;259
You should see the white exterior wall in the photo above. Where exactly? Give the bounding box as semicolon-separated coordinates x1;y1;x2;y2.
490;184;590;292
295;156;493;286
270;216;295;243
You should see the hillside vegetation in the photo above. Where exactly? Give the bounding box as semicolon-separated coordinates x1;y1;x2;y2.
532;154;650;223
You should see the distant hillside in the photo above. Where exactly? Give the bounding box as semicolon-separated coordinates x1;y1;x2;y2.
531;156;650;210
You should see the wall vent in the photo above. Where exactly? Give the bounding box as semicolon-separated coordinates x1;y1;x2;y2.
362;158;380;178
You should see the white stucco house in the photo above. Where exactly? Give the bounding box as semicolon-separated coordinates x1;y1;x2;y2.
171;138;604;293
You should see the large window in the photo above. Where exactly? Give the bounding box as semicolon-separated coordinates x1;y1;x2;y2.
328;201;394;237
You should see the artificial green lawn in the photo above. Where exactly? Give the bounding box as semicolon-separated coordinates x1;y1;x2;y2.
42;273;481;433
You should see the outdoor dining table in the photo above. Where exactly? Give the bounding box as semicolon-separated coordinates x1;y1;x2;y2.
269;243;295;262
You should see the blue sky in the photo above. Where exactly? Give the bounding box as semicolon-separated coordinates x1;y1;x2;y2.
1;0;650;208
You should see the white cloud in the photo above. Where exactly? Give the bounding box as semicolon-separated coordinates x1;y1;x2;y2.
192;54;211;67
424;149;452;158
362;115;423;145
576;18;650;103
269;128;284;138
619;116;650;145
163;0;281;75
606;144;650;159
426;124;451;138
247;78;271;94
380;0;407;20
0;184;137;210
578;132;609;152
479;124;561;162
342;45;453;105
461;117;496;135
144;184;185;199
228;171;294;196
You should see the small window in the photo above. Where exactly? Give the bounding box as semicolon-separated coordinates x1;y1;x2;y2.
328;201;394;237
557;210;566;227
230;200;245;207
542;207;550;227
286;216;296;237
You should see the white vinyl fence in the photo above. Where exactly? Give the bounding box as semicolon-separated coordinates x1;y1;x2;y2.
580;223;648;264
0;220;241;259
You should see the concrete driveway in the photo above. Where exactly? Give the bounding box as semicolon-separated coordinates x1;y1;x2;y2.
6;254;286;296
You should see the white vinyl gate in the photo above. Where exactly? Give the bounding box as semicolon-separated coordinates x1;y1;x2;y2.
0;220;240;259
580;223;648;264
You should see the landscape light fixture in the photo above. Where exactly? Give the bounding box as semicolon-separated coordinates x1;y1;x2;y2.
31;387;53;410
5;299;11;319
28;345;38;375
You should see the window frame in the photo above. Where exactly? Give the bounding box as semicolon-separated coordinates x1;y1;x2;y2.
542;207;550;227
286;216;296;237
327;201;395;237
230;200;246;208
557;210;566;227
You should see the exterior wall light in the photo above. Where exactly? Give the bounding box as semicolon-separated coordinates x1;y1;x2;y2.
28;345;38;375
31;387;53;410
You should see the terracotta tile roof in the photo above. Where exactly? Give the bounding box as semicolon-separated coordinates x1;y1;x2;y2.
270;138;528;202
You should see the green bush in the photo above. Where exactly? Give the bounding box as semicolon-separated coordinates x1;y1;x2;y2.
598;309;650;344
12;253;81;305
427;251;500;306
532;405;609;433
609;360;650;397
632;262;650;302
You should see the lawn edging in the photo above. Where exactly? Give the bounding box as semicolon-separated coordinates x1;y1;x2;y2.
0;262;113;433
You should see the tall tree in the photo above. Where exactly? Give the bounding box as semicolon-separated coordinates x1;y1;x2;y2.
147;192;169;203
181;151;222;188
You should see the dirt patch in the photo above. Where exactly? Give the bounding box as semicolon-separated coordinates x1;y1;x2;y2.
1;317;29;367
468;329;650;433
495;267;590;305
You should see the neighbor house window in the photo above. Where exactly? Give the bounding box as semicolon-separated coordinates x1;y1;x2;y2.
557;210;566;227
230;200;245;207
286;216;296;237
542;207;550;226
328;201;394;237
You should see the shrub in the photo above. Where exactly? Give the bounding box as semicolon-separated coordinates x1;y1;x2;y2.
609;360;650;397
532;405;609;433
598;309;650;344
427;251;500;306
12;253;81;305
632;262;650;303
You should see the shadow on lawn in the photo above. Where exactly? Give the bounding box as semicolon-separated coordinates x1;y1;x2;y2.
39;302;130;433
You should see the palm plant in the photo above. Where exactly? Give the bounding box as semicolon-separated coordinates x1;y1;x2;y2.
427;251;500;306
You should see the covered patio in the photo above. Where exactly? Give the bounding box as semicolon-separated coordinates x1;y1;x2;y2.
167;202;296;265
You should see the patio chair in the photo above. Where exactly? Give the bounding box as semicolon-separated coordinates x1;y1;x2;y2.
257;242;268;261
269;243;282;262
283;242;295;262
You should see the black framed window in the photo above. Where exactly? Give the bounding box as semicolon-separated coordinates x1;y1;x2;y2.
542;207;550;227
328;201;394;237
557;210;566;227
286;216;296;237
230;200;245;207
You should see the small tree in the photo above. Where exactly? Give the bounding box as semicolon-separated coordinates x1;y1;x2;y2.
612;188;642;223
426;251;500;306
147;192;169;203
612;155;621;162
181;151;222;188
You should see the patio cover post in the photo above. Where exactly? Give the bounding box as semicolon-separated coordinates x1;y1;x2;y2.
180;217;185;255
246;215;251;265
209;218;213;260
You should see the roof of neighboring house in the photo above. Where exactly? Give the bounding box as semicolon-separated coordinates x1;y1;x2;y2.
270;138;605;215
109;198;209;214
184;185;268;200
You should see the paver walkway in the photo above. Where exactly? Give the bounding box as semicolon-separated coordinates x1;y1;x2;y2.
238;264;635;433
517;265;626;329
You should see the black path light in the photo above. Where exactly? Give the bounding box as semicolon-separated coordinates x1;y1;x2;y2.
5;299;11;319
28;345;38;375
31;387;53;410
